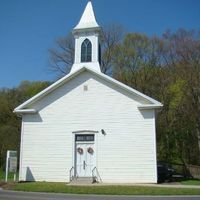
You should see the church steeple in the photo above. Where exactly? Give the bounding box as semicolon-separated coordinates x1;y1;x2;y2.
70;1;101;73
74;1;99;30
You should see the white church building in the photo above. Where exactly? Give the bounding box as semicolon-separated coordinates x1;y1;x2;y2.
14;1;163;183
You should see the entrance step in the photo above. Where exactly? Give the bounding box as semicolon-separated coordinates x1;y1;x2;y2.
70;177;94;185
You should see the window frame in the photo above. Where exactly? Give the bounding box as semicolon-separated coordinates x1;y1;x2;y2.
81;39;92;62
75;134;95;142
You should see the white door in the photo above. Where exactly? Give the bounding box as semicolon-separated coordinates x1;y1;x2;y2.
76;143;95;177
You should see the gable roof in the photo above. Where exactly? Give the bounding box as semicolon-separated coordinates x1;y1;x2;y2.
14;66;163;114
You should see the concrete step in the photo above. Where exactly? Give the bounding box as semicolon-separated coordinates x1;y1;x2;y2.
70;177;94;185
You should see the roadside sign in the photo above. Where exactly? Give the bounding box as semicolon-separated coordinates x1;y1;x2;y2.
9;157;17;173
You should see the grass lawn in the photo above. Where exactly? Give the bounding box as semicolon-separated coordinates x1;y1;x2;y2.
1;168;199;195
4;182;200;196
181;179;200;186
0;168;18;182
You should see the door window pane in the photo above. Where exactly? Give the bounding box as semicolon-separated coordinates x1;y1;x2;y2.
75;134;94;141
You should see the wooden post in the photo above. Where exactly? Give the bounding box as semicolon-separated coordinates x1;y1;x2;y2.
5;151;9;182
14;173;16;182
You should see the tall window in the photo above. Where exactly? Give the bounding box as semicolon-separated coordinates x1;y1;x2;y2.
81;39;92;62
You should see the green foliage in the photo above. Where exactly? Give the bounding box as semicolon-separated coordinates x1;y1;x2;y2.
181;179;200;186
9;182;200;195
0;168;19;182
168;78;185;111
113;29;200;165
0;81;50;169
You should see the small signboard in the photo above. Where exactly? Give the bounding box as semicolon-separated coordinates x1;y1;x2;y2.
5;150;17;182
9;157;17;173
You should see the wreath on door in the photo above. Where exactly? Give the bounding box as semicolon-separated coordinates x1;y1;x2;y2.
87;147;94;154
77;147;83;154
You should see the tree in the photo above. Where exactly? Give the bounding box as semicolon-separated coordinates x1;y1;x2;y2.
112;29;200;165
112;33;164;96
49;33;74;77
162;29;200;163
0;81;50;169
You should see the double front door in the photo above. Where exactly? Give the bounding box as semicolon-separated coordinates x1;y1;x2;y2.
76;143;95;177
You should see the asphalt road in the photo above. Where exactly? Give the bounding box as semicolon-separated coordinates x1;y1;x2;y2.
0;190;200;200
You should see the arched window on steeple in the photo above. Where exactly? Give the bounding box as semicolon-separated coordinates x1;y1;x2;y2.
81;39;92;62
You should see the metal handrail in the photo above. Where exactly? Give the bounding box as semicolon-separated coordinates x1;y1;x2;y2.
92;167;102;183
69;166;74;182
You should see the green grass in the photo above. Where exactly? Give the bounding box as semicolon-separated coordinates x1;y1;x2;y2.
0;169;4;181
1;167;199;195
181;179;200;186
6;182;200;196
0;168;18;182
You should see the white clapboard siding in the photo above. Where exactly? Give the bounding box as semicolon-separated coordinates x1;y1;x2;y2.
20;71;157;183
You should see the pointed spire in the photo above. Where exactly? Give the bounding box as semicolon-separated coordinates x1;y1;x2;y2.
74;1;99;30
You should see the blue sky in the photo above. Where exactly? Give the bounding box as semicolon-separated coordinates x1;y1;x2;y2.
0;0;199;88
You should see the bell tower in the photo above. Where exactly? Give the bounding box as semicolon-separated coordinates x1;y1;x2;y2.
70;1;101;73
